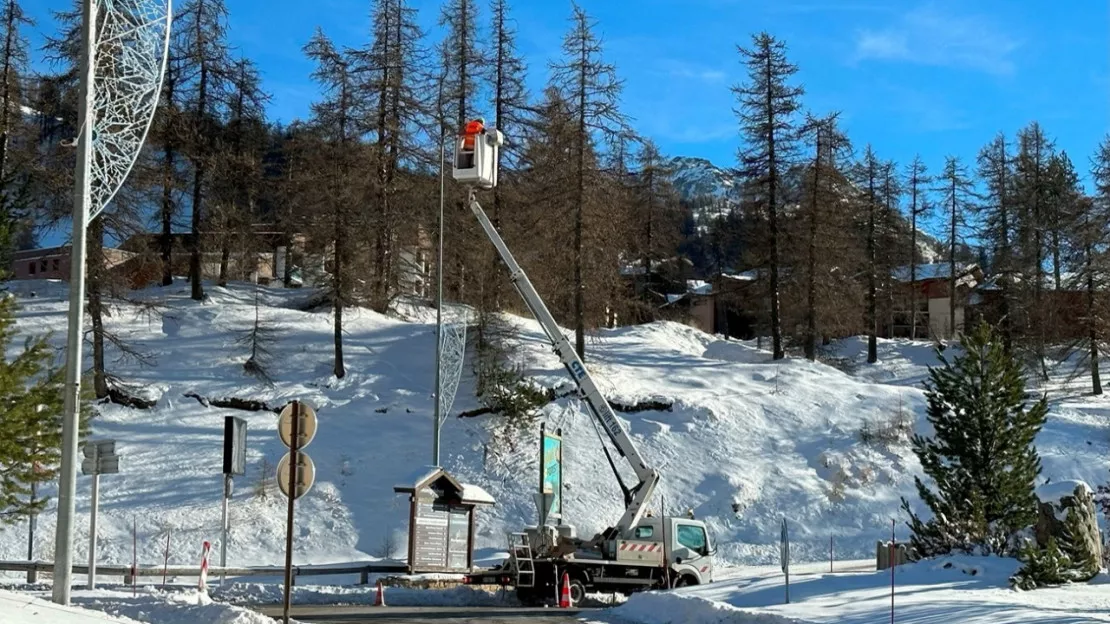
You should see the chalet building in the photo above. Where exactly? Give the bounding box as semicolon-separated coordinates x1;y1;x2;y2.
11;245;140;284
890;263;983;340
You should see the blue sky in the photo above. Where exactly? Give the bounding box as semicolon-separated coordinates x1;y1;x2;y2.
27;0;1110;187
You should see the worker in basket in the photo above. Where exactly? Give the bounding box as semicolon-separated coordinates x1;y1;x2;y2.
459;117;485;169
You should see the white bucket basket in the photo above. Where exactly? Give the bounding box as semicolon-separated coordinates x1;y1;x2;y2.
452;128;504;189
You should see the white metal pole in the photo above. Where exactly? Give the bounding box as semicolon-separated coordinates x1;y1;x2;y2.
433;138;445;467
87;474;100;590
221;474;230;583
53;0;96;606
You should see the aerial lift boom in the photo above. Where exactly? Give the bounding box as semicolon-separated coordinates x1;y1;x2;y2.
465;187;660;538
451;123;659;539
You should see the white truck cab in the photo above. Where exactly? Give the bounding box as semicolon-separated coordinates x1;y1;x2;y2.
619;517;714;586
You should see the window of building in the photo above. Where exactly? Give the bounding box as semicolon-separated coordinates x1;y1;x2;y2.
29;262;35;275
52;259;59;271
40;260;47;273
676;524;707;555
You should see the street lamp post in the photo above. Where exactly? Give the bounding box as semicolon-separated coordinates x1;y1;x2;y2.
51;0;171;605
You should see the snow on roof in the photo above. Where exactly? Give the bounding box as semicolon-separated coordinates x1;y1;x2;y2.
394;465;450;491
892;263;979;283
721;270;758;282
460;483;496;505
686;280;712;295
1036;479;1091;503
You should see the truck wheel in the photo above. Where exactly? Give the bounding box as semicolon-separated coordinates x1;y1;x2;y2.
568;578;587;606
673;574;698;588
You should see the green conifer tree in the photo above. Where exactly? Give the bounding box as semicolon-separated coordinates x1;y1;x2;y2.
0;294;82;522
902;322;1047;557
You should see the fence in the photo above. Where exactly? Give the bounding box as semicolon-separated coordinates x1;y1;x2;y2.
0;560;408;586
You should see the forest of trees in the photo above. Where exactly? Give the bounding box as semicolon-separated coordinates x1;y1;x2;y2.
5;1;1110;399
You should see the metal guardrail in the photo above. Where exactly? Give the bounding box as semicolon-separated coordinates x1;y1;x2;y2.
0;560;409;585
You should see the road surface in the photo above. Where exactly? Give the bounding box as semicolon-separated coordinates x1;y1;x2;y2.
255;605;603;623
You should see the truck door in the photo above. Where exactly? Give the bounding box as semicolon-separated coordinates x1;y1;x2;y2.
670;521;713;585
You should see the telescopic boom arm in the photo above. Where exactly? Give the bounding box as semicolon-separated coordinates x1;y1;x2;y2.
465;189;660;537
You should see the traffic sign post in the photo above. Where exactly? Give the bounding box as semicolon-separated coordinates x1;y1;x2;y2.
81;440;120;590
781;518;790;604
221;417;247;583
278;401;315;624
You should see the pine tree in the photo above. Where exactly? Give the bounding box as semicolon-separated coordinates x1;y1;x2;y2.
179;0;232;301
211;57;268;287
902;322;1047;558
302;30;363;379
976;133;1015;352
1014;122;1055;379
732;33;804;360
0;294;76;523
483;0;529;312
798;113;850;359
938;156;975;339
1011;537;1070;590
631;139;681;286
904;156;931;340
0;0;34;264
853;145;883;363
1068;135;1110;395
551;3;628;361
1045;152;1080;293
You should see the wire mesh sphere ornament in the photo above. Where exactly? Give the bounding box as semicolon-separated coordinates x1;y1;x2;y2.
437;305;468;425
88;0;172;220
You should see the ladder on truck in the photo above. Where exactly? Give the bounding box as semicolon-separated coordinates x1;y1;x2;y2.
507;532;535;588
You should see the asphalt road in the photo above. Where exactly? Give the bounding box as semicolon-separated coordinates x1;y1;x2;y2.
254;605;603;623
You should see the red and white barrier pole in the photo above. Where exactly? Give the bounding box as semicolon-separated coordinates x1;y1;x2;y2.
198;537;210;590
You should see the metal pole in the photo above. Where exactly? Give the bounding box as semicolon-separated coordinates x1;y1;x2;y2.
27;482;37;584
890;519;895;624
221;473;230;584
282;401;300;624
433;136;445;467
53;0;96;606
87;474;99;590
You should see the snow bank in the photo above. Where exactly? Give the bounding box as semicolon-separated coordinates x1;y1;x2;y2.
615;591;809;624
212;581;511;607
1;587;277;624
0;589;142;624
609;556;1110;624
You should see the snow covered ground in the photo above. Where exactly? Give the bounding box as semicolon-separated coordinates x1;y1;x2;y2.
0;586;274;624
0;278;1107;619
608;556;1110;624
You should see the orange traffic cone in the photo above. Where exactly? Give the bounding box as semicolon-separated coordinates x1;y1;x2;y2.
374;580;386;607
559;572;572;608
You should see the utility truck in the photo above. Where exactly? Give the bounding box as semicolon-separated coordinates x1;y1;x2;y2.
451;123;715;605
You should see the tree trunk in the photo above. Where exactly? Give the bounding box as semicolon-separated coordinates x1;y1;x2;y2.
867;161;878;364
765;53;784;360
88;217;109;399
333;215;346;379
804;129;821;361
573;38;588;361
949;176;957;340
1087;241;1101;395
218;240;230;287
0;0;15;183
909;172;918;341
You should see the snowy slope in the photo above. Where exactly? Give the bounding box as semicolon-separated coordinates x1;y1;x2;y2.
0;279;1107;575
610;556;1110;624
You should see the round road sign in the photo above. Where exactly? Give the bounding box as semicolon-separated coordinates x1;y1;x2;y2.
278;402;317;449
277;451;316;499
